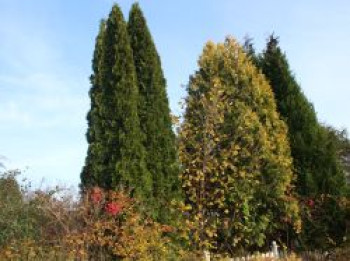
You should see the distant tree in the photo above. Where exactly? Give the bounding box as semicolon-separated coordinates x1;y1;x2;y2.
258;35;346;196
81;4;151;201
179;37;300;253
128;3;180;221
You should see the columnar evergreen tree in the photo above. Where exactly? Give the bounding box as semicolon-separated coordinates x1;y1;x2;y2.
258;36;346;197
81;5;151;200
179;37;300;253
258;36;348;249
81;20;106;188
127;3;179;220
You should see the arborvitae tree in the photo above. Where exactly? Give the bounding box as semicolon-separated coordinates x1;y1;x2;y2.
127;3;179;221
258;36;346;197
81;20;106;188
258;36;348;249
179;37;300;253
81;4;151;200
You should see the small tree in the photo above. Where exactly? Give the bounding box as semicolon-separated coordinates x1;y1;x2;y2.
179;37;300;254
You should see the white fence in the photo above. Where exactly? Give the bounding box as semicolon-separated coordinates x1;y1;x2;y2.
204;251;279;261
204;241;280;261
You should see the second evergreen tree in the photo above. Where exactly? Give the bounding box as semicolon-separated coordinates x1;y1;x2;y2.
259;36;346;197
128;3;179;221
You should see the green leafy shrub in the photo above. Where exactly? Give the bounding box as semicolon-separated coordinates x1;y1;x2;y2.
299;195;350;250
0;170;41;246
0;184;188;260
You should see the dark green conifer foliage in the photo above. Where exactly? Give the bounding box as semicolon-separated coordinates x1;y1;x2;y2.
81;20;106;188
81;5;151;200
258;36;348;249
128;3;179;220
259;36;346;196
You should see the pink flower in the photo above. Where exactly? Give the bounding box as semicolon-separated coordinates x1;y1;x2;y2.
105;202;123;216
307;199;315;208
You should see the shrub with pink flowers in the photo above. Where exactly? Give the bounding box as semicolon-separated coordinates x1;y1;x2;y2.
0;178;189;260
104;202;123;215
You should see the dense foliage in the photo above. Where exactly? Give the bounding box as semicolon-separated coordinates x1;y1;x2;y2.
128;3;180;221
258;36;347;197
253;36;348;249
81;4;151;201
81;20;106;188
0;175;188;260
0;172;315;260
179;37;300;253
0;170;25;246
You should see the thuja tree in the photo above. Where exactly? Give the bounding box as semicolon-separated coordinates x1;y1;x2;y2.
258;36;346;197
81;5;151;200
179;37;300;254
128;3;180;221
258;36;348;249
81;20;106;188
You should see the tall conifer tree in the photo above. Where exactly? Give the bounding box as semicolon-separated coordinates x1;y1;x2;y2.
81;20;106;188
259;36;346;196
258;36;348;249
179;37;300;252
128;3;179;220
81;5;151;200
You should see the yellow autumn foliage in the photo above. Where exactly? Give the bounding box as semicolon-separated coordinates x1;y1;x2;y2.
179;36;300;253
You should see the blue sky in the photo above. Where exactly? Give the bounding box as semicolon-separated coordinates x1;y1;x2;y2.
1;0;349;189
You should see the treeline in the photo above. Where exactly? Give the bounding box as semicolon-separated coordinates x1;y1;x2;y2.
81;2;350;255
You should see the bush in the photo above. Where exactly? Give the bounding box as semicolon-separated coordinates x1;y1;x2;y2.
298;194;350;250
0;170;36;246
0;183;188;260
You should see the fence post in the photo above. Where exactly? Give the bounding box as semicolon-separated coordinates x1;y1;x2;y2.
272;241;279;259
203;250;210;261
